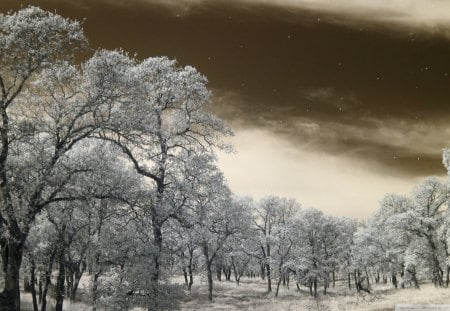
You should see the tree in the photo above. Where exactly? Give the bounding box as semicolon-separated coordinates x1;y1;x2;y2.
252;196;300;294
0;7;92;309
352;194;411;291
86;49;231;310
388;177;448;286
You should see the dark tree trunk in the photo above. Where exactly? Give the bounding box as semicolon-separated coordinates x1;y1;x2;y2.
65;270;73;299
0;239;25;311
231;258;242;286
70;263;86;301
30;259;38;311
225;267;231;281
411;269;419;289
266;263;272;293
207;262;213;301
332;271;335;288
187;247;194;290
41;249;57;311
188;262;194;290
183;267;188;287
147;220;163;311
55;254;66;311
446;266;450;288
92;267;102;311
38;277;43;304
275;276;282;297
354;271;359;292
348;273;351;289
216;264;222;281
260;263;265;280
202;243;214;301
365;268;370;288
392;273;398;289
24;275;31;293
313;279;317;298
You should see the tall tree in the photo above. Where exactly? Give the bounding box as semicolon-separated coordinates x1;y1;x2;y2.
0;7;90;309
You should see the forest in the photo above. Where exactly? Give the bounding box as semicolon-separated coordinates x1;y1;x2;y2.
1;6;450;311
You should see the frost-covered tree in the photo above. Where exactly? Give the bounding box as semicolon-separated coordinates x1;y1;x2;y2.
353;194;411;290
0;7;93;309
180;154;248;301
388;178;448;286
251;196;300;294
86;49;231;309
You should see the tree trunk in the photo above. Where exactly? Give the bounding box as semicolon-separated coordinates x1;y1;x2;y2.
188;263;194;290
207;261;213;301
392;273;398;289
65;270;73;299
24;275;31;293
348;273;351;289
38;277;43;304
365;268;370;288
202;243;214;301
410;268;419;289
92;271;101;311
313;279;317;298
183;267;188;287
266;263;272;293
286;274;290;289
446;265;450;288
147;221;163;311
216;265;222;281
55;252;66;311
231;259;240;286
275;276;282;297
70;264;86;301
0;239;24;311
30;259;39;311
187;247;194;290
40;248;57;311
226;267;231;281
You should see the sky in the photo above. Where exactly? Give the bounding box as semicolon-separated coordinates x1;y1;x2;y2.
2;0;450;218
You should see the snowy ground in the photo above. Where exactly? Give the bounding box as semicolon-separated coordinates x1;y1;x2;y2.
180;277;450;311
18;276;450;310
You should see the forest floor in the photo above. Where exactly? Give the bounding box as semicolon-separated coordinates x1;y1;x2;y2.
18;276;450;310
180;277;450;311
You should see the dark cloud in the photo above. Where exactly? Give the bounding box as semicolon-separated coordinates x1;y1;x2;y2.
2;0;450;179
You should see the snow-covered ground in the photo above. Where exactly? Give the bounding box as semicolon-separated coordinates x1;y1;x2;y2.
180;278;450;311
18;276;450;310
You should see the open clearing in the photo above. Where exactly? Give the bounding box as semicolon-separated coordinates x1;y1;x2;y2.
181;278;450;311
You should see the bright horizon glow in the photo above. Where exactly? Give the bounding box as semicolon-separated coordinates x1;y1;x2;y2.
217;128;429;219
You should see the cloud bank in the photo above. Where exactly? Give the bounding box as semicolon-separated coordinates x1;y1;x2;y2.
217;128;422;218
129;0;450;36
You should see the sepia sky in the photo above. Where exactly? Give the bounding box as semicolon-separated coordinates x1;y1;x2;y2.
2;0;450;218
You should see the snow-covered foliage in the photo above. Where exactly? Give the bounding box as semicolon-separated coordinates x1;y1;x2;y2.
3;6;450;311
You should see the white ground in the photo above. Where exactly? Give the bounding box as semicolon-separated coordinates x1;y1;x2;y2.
180;277;450;311
18;276;450;310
